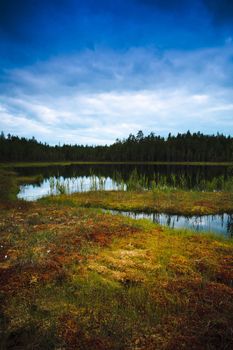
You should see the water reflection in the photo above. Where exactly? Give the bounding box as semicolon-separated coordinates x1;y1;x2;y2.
108;210;233;237
17;176;126;200
17;163;233;200
15;164;233;237
16;163;233;191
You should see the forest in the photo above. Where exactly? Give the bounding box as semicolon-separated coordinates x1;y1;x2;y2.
0;131;232;162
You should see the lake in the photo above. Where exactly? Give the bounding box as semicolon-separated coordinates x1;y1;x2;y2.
16;163;233;237
17;163;233;200
107;210;233;238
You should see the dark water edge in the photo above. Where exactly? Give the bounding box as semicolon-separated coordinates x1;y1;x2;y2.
106;210;233;238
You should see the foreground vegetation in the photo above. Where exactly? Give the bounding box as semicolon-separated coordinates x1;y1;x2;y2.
0;168;233;349
0;199;233;349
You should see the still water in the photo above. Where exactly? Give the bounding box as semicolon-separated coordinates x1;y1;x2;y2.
18;176;121;200
107;210;233;238
17;163;233;201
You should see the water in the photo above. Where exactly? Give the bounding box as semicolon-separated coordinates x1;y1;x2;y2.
16;163;233;236
108;210;233;237
18;176;125;201
16;163;233;201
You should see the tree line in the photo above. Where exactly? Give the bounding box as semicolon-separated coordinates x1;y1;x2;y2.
0;131;232;162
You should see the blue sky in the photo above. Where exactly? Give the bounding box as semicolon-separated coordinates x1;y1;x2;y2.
0;0;233;145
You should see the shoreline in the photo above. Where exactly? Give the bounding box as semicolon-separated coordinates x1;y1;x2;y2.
1;160;233;168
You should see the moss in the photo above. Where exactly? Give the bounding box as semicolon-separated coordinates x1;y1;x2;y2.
0;199;232;349
40;189;233;216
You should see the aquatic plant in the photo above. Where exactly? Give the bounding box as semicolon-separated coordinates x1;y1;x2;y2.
49;177;55;194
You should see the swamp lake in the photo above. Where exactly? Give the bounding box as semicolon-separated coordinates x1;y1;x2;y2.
16;163;233;237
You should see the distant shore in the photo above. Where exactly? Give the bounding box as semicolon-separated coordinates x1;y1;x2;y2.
1;161;233;168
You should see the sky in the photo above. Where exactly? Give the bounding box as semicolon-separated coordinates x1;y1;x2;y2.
0;0;233;145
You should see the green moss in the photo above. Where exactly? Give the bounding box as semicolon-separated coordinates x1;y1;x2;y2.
40;189;233;216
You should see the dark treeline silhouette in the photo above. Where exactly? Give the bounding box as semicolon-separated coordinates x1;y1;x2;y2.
0;131;232;162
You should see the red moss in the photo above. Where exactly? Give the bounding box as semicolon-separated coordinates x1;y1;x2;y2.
58;314;112;350
216;255;233;286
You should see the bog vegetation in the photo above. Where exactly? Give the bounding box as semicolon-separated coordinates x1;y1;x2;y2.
0;199;233;350
0;134;233;349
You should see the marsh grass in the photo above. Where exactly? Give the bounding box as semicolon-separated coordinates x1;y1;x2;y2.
0;168;18;201
113;169;233;193
40;189;233;216
1;164;233;349
0;200;232;349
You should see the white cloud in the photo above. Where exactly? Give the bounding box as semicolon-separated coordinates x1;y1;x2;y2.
0;104;51;136
1;45;233;144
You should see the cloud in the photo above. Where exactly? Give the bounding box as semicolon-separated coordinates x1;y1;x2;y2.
0;104;51;136
3;45;233;95
1;1;233;146
1;87;233;145
1;44;233;144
